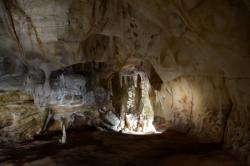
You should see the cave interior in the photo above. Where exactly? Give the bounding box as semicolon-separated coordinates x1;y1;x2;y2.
0;0;249;165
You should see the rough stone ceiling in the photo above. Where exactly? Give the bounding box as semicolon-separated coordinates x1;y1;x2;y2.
0;0;249;77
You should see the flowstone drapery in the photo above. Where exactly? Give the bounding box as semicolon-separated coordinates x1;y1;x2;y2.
112;65;158;134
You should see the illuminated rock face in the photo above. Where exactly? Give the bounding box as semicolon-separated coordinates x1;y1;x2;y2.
0;0;249;163
113;64;157;134
154;76;232;142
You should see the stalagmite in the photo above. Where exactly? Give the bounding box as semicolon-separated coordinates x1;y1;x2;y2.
60;123;67;144
0;0;249;164
59;117;67;144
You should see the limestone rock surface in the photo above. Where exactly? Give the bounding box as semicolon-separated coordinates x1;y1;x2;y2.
0;0;249;163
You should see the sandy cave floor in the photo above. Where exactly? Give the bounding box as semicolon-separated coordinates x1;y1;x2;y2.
0;128;243;166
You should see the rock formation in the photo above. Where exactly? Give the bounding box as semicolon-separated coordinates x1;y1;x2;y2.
0;0;249;164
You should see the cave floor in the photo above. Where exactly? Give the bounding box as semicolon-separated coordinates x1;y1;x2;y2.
0;129;242;166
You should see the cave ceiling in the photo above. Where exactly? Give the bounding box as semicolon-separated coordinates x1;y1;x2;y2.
0;0;250;162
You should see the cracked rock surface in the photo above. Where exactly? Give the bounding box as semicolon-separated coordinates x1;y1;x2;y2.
0;0;249;164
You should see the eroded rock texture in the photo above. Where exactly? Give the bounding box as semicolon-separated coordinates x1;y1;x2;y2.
0;0;249;163
0;91;46;142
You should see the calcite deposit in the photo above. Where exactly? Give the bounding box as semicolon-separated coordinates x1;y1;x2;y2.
0;0;249;164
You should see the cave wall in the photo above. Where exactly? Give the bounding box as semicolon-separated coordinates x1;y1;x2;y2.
0;0;249;163
224;79;250;163
0;91;46;142
154;76;232;142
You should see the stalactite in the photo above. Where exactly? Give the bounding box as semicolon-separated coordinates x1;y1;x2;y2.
124;76;128;86
133;75;138;87
119;74;123;88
